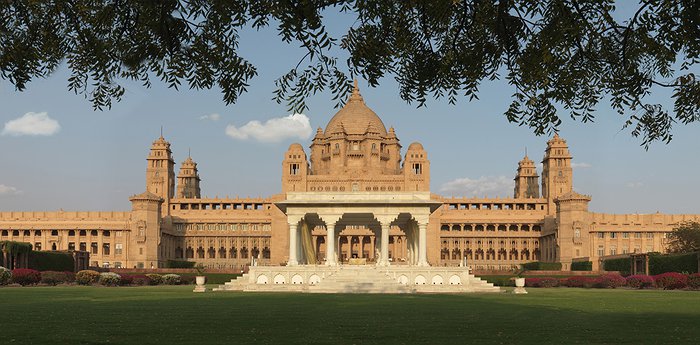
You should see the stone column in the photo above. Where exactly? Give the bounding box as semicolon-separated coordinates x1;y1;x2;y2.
326;222;337;266
359;236;365;258
288;222;298;266
418;222;428;266
370;236;375;260
379;222;390;266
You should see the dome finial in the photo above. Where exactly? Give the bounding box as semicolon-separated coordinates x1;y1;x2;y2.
349;79;363;103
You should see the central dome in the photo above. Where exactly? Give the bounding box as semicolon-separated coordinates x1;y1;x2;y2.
324;81;387;136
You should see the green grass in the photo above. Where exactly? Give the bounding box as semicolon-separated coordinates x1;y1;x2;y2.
1;286;699;344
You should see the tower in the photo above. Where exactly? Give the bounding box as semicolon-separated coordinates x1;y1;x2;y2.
146;135;175;214
176;155;201;198
514;154;540;198
282;143;308;193
128;191;163;268
403;142;430;192
541;134;573;213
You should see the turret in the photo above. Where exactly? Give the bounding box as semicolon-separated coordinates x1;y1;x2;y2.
146;135;175;215
514;154;540;198
282;143;308;193
128;191;163;268
541;134;573;213
403;142;430;192
176;155;201;198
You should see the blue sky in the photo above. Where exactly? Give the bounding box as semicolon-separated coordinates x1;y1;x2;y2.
1;7;699;215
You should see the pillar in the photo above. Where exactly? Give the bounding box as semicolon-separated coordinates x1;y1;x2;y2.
379;222;390;266
326;222;337;266
418;222;428;266
288;222;298;266
359;236;364;258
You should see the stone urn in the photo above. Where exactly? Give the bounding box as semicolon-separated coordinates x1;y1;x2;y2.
193;275;206;292
513;277;527;294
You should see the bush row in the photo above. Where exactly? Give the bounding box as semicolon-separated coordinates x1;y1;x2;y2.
521;262;562;271
525;272;700;290
0;269;195;286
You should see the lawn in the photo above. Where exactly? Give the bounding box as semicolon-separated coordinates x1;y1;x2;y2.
1;286;699;344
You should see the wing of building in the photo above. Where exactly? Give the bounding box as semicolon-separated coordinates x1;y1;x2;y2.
2;83;698;271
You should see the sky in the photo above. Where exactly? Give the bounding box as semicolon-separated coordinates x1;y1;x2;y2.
1;6;699;215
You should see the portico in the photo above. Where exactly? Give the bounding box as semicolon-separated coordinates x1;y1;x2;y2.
276;192;441;267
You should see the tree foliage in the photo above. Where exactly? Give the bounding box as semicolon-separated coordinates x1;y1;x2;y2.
1;1;698;148
667;221;700;253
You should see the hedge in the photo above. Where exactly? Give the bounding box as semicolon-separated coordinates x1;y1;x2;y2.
28;251;74;272
166;260;195;269
653;272;688;290
648;252;698;275
521;262;562;271
571;261;593;271
602;257;630;275
12;268;41;286
40;271;69;286
75;270;100;285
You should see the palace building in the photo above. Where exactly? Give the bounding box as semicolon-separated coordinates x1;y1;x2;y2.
1;83;698;273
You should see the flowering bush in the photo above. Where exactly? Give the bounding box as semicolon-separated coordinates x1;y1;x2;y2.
687;273;700;290
131;275;151;286
594;273;626;289
561;276;596;288
145;273;163;285
63;271;76;283
98;272;121;286
0;266;11;285
119;274;134;286
525;277;559;288
162;274;181;285
625;275;655;289
75;270;100;285
654;272;688;290
40;271;68;286
11;268;41;286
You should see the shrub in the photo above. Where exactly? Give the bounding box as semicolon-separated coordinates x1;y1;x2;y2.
162;274;181;285
562;276;596;288
687;273;700;290
626;275;655;289
28;251;74;272
180;275;196;285
98;272;121;286
75;270;100;285
649;253;698;275
145;273;163;285
40;271;68;286
571;261;593;271
525;277;559;288
131;275;151;286
0;266;12;285
11;268;41;286
521;262;562;271
602;257;631;276
119;274;134;286
63;271;76;283
594;273;626;288
166;260;195;268
654;272;688;290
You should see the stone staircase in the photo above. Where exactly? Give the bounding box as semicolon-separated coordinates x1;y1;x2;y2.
307;266;414;294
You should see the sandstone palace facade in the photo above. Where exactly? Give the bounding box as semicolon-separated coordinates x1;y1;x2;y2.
2;85;698;271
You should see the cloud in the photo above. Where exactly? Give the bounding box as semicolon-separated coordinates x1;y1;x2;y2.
626;182;643;188
2;112;61;136
225;113;312;143
440;175;514;198
199;113;221;121
0;184;22;196
571;162;592;169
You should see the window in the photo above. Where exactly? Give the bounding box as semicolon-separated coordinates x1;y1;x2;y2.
622;232;629;239
597;233;604;239
68;242;75;251
103;230;110;237
51;230;58;236
91;242;98;254
610;232;617;239
23;230;30;236
574;228;581;238
79;230;86;236
634;232;642;239
610;246;617;255
68;230;75;236
115;243;123;255
646;232;654;239
412;163;422;174
80;242;86;251
35;242;42;251
35;230;41;236
114;262;122;269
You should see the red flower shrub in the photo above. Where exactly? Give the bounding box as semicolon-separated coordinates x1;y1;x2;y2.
654;272;688;290
119;274;134;286
594;273;626;288
687;273;700;290
11;268;41;286
625;275;655;289
562;276;596;288
130;275;151;286
525;277;559;288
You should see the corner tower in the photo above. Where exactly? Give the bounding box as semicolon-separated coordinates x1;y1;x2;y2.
176;155;201;198
541;134;573;212
146;135;175;214
514;155;540;198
